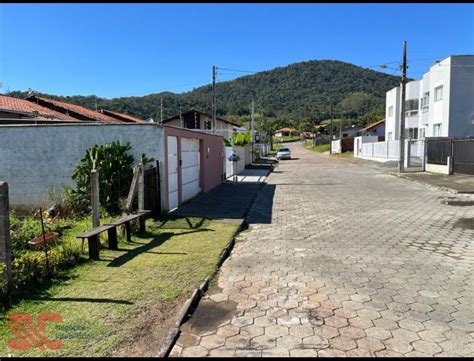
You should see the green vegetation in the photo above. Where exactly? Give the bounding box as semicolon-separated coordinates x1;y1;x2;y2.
66;142;152;215
2;213;115;310
275;135;301;143
224;132;251;147
304;141;330;153
0;216;239;357
8;59;400;128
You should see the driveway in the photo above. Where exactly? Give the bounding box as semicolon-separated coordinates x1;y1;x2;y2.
171;143;474;357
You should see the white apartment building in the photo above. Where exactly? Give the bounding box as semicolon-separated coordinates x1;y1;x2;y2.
385;55;474;141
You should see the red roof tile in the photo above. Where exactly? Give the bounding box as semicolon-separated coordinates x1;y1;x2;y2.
100;109;143;123
0;95;77;120
27;96;122;123
276;127;295;132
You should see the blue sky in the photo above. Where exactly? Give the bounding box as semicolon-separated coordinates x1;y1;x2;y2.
0;3;473;98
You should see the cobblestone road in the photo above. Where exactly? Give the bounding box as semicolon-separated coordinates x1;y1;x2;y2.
171;143;474;357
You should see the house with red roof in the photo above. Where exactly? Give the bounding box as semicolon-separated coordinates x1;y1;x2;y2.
0;95;77;122
0;94;145;124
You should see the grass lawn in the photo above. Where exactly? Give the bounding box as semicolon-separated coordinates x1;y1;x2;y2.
331;151;354;158
303;141;330;153
274;135;300;143
0;216;239;357
268;143;283;156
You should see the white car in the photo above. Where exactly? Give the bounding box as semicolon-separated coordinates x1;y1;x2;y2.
276;147;291;160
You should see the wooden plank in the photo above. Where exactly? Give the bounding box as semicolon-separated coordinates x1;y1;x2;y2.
76;224;115;239
125;165;141;212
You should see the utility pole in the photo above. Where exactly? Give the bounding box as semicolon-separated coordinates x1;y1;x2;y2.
160;98;163;124
212;65;217;134
250;99;255;163
399;40;407;173
329;101;334;154
339;118;342;140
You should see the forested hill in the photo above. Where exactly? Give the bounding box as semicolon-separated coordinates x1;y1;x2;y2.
7;59;402;126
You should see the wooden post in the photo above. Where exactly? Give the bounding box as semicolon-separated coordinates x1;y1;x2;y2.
138;163;144;211
125;165;140;213
91;169;100;228
0;182;11;283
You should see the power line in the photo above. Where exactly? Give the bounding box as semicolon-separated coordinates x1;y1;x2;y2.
217;67;259;74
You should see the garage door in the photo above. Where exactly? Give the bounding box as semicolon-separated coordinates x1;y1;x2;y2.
181;138;200;203
167;136;179;210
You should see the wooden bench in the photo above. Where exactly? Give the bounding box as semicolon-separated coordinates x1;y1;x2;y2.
75;210;151;260
105;210;150;242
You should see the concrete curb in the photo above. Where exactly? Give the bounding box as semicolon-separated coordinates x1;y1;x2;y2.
389;172;462;195
158;168;271;357
157;219;245;358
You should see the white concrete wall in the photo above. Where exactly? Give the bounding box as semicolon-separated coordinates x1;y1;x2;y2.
385;86;400;141
0;123;165;206
331;140;341;153
426;163;450;175
233;146;246;174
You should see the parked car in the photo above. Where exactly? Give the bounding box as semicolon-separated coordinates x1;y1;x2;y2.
276;147;291;160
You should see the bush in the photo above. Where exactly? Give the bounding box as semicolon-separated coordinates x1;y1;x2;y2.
67;141;153;216
1;238;84;309
224;132;251;147
10;211;72;255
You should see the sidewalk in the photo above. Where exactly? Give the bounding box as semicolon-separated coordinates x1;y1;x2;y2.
339;155;474;194
226;168;269;183
175;168;270;220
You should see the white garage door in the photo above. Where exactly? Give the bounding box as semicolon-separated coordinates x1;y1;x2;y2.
167;136;179;210
181;138;200;203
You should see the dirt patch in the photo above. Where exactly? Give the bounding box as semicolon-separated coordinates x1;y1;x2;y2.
454;218;474;230
180;299;237;336
109;296;187;357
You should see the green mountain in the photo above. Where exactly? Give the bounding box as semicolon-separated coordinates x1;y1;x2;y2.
6;59;401;126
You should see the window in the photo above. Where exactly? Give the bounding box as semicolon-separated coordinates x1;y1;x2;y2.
388;106;393;117
433;123;442;137
421;92;430;111
419;128;426;139
405;127;419;139
405;99;419;111
204;120;212;130
434;85;443;102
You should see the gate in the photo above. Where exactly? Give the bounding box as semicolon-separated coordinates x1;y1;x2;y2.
144;161;161;216
453;137;474;175
426;137;452;165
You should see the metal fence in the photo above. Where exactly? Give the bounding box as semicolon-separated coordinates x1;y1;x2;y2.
453;137;474;175
426;137;452;165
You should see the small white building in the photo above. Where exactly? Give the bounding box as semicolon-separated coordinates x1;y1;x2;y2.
385;55;474;141
161;108;247;140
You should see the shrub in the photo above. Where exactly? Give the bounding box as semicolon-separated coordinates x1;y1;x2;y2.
224;132;251;147
9;211;72;255
67;141;153;216
1;239;84;308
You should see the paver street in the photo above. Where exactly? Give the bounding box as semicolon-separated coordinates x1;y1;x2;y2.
172;143;474;357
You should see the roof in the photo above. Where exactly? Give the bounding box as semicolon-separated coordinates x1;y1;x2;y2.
26;96;122;123
99;109;143;123
0;95;77;121
161;108;242;128
360;119;385;133
276;127;295;132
